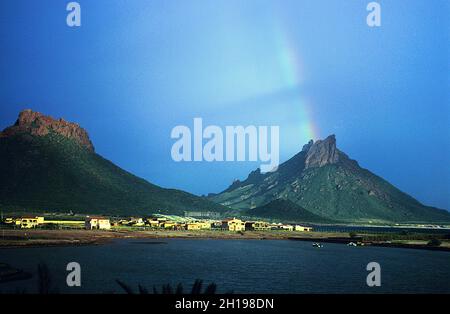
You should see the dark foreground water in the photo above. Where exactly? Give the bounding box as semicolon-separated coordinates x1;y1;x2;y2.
1;239;449;294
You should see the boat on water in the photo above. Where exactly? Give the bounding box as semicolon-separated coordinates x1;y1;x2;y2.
347;242;365;247
0;263;33;283
312;243;323;248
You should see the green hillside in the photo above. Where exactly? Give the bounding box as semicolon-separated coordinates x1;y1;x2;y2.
0;132;224;216
244;199;334;223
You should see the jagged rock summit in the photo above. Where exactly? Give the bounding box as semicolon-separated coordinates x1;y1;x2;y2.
304;135;339;169
0;109;94;152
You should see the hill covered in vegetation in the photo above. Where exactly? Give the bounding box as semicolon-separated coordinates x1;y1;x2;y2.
0;110;224;216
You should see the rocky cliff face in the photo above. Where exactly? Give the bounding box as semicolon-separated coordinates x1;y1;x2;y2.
304;134;339;169
0;109;94;152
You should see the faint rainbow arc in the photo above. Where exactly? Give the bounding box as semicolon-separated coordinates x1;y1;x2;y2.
273;21;320;143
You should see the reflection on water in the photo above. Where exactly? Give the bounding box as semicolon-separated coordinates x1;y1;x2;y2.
1;239;449;294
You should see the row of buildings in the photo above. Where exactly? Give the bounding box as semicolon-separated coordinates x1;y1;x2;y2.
223;218;312;232
3;216;110;230
117;216;215;230
2;216;312;232
116;216;312;232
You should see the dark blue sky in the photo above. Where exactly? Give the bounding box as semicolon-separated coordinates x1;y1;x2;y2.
0;0;449;210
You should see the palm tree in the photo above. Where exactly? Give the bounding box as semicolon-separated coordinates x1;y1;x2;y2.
116;279;222;294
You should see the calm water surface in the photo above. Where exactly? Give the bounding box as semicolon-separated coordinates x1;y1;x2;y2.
1;239;449;293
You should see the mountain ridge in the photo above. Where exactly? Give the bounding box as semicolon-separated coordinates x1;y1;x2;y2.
0;110;225;216
208;135;450;223
1;110;448;223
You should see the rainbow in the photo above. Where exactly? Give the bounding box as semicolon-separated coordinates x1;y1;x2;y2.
273;21;320;144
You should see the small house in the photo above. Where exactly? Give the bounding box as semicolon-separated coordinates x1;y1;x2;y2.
185;221;211;230
222;218;245;232
270;223;294;231
245;221;271;231
17;216;44;229
85;216;111;230
294;225;313;232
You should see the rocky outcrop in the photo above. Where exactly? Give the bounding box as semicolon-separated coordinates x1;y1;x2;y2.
0;109;94;152
303;135;339;169
302;140;314;152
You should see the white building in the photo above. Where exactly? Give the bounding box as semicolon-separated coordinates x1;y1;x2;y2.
294;225;313;232
85;216;111;230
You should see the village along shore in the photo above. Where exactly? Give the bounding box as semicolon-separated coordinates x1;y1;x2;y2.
1;214;449;251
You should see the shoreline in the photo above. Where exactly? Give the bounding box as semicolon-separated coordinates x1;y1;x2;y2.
0;229;316;248
287;237;450;252
0;229;449;252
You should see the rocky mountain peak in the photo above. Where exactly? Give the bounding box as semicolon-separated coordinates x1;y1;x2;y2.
304;134;339;169
302;139;314;152
0;109;94;152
